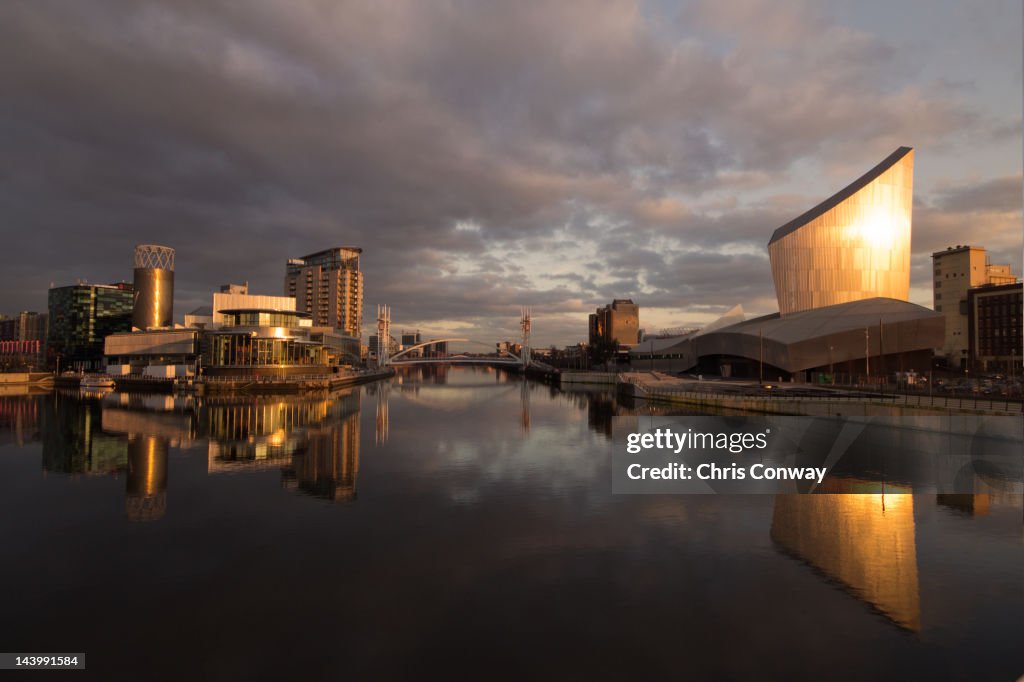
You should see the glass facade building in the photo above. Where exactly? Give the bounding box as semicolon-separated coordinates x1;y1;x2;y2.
205;308;329;376
768;147;914;316
48;283;134;369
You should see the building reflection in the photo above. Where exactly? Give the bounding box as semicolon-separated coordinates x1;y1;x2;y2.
98;396;193;523
41;391;128;475
202;397;329;472
125;434;169;522
0;394;43;447
202;391;362;503
520;379;530;432
281;391;361;502
363;381;390;445
770;482;920;631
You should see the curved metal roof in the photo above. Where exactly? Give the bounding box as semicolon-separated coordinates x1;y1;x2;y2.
713;297;939;344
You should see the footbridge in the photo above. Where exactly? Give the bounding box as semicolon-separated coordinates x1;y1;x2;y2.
375;306;538;370
385;338;525;367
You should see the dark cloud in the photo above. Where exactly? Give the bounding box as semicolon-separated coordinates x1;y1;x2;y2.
0;0;1018;344
934;175;1023;214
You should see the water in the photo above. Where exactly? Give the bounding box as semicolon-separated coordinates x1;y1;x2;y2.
0;366;1020;681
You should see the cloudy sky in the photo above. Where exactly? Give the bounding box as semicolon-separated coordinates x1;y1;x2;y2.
1;0;1020;346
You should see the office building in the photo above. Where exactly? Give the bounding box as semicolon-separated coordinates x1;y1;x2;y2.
769;147;914;316
589;299;640;350
967;282;1023;373
48;282;134;370
401;331;422;358
132;244;175;330
285;248;363;338
932;245;1019;367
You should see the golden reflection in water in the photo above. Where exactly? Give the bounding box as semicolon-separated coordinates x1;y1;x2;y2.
283;407;360;502
125;434;168;522
206;399;330;471
771;483;920;631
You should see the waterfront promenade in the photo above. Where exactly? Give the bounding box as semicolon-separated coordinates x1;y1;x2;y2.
619;371;1024;416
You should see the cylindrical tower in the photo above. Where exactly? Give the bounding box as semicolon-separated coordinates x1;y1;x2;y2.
125;434;169;522
132;244;175;329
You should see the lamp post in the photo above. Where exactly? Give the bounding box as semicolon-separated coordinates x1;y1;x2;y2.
759;328;764;384
864;327;870;385
828;345;834;385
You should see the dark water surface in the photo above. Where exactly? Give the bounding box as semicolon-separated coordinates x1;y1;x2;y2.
0;366;1020;681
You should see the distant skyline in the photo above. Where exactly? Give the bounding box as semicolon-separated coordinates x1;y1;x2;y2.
1;0;1020;347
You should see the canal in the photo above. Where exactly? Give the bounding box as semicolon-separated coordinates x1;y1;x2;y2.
0;366;1020;680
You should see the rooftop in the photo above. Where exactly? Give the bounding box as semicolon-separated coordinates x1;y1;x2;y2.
768;146;913;246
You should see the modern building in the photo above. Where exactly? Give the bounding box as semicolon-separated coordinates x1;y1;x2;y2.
205;308;329;377
285;248;363;338
367;334;398;360
589;299;640;351
769;147;914;316
48;282;134;370
631;297;942;381
0;311;48;369
400;331;422;358
423;340;448;357
132;244;175;330
183;283;297;328
967;282;1023;374
631;147;946;380
104;329;201;378
932;245;1018;367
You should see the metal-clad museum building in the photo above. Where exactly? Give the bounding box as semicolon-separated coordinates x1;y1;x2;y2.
632;146;943;380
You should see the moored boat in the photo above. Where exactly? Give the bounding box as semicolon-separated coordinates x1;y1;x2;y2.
79;374;116;389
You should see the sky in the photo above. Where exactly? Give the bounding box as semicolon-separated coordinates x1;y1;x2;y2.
1;0;1021;347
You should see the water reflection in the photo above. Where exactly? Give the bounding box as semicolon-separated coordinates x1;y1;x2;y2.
126;434;169;522
771;483;921;631
18;387;366;515
281;392;360;502
0;395;42;447
0;368;1020;678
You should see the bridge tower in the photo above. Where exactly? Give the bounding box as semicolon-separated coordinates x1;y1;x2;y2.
520;307;531;368
377;304;391;366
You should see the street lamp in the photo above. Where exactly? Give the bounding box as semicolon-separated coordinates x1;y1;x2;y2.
828;345;834;385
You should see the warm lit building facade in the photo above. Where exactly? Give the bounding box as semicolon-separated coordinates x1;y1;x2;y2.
104;328;201;378
932;245;1019;367
285;248;363;338
48;282;134;370
589;299;640;350
630;146;948;380
768;147;914;316
967;282;1023;373
206;308;329;377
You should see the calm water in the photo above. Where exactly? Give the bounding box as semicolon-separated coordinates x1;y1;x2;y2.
0;366;1021;681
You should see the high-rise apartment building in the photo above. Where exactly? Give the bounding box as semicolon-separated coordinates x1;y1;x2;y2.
48;282;134;369
932;245;1018;367
285;248;363;338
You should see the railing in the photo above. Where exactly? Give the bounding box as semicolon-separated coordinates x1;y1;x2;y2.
626;378;1024;414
